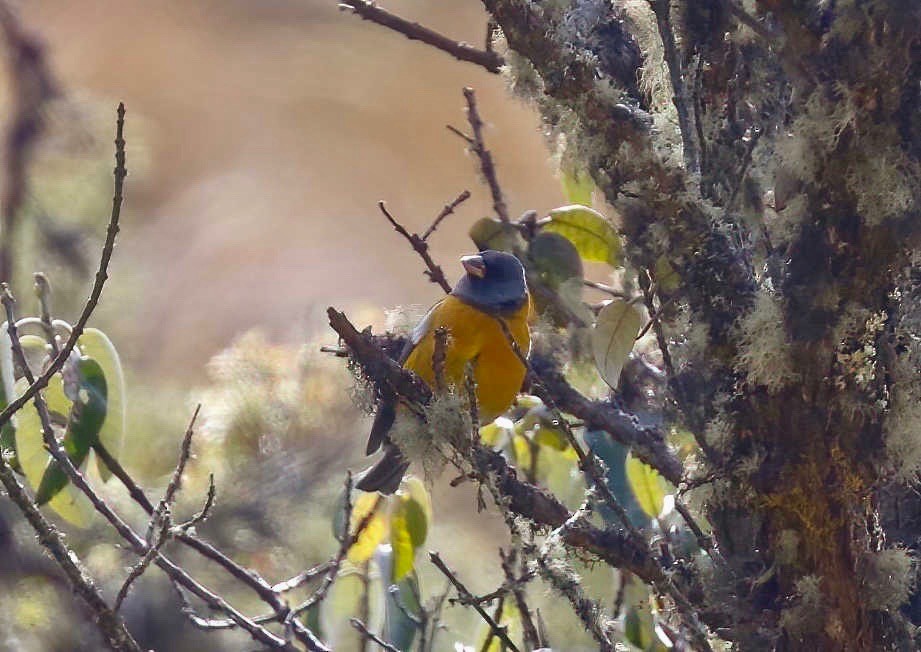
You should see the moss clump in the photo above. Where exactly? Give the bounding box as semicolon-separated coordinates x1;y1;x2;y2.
780;574;825;639
735;290;799;393
860;548;916;612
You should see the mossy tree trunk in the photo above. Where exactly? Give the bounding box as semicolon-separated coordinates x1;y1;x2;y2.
485;0;921;648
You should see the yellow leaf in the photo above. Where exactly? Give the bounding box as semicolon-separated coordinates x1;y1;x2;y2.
390;491;428;582
591;299;643;390
625;452;666;519
347;492;386;564
544;205;621;266
511;433;532;471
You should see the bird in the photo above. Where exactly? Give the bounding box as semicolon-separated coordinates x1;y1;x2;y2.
356;250;531;494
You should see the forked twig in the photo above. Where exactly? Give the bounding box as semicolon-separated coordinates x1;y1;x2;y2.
338;0;504;73
429;552;521;652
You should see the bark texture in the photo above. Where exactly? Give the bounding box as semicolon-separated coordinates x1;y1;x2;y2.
484;0;921;648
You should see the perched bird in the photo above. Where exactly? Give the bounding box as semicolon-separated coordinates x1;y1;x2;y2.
356;250;531;494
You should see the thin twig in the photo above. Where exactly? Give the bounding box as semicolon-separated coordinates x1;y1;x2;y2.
583;279;632;300
429;552;521;652
422;189;470;241
500;548;541;650
649;0;699;174
534;551;616;652
457;87;510;223
271;561;334;593
478;595;505;652
0;445;141;650
350;618;401;652
378;201;452;293
121;407;201;610
33;273;59;355
176;472;216;531
338;0;504;73
445;124;474;144
162;405;201;506
115;515;170;612
0;102;126;430
287;473;379;621
96;440;285;616
674;498;721;563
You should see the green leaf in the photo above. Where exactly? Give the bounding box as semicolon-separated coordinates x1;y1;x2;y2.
390;490;428;582
561;168;594;206
469;217;524;252
625;452;666;520
13;378;94;526
584;430;647;527
528;231;584;289
591;299;643;390
78;328;125;482
544;205;621;266
401;476;432;524
321;565;365;649
35;358;107;506
384;572;422;652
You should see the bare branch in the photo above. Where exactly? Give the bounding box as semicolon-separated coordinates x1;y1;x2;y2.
349;618;400;652
115;515;169;612
0;102;126;430
429;552;521;652
33;272;59;355
378;201;452;294
422;189;470;241
2;292;298;649
456;87;510;223
0;449;141;650
338;0;504;73
649;0;699;173
500;548;541;649
287;473;379;621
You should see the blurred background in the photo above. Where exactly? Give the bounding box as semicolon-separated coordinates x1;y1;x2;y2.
0;1;605;650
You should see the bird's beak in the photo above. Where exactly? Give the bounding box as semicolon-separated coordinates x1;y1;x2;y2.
461;254;486;278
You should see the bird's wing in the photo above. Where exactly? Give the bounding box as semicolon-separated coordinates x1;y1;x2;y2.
355;442;410;495
399;299;442;364
365;299;444;456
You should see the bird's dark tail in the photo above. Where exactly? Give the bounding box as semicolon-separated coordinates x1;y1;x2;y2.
355;443;410;494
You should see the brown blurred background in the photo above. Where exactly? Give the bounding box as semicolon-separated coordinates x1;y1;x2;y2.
22;0;562;378
0;3;612;650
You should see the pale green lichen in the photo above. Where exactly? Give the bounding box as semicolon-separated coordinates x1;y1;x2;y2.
703;414;734;453
735;290;800;393
766;192;807;246
845;149;919;227
883;385;921;482
775;92;854;183
860;548;916;612
780;574;825;638
775;529;801;566
390;393;472;481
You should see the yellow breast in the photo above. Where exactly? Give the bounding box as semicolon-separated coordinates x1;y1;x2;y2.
403;295;530;423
